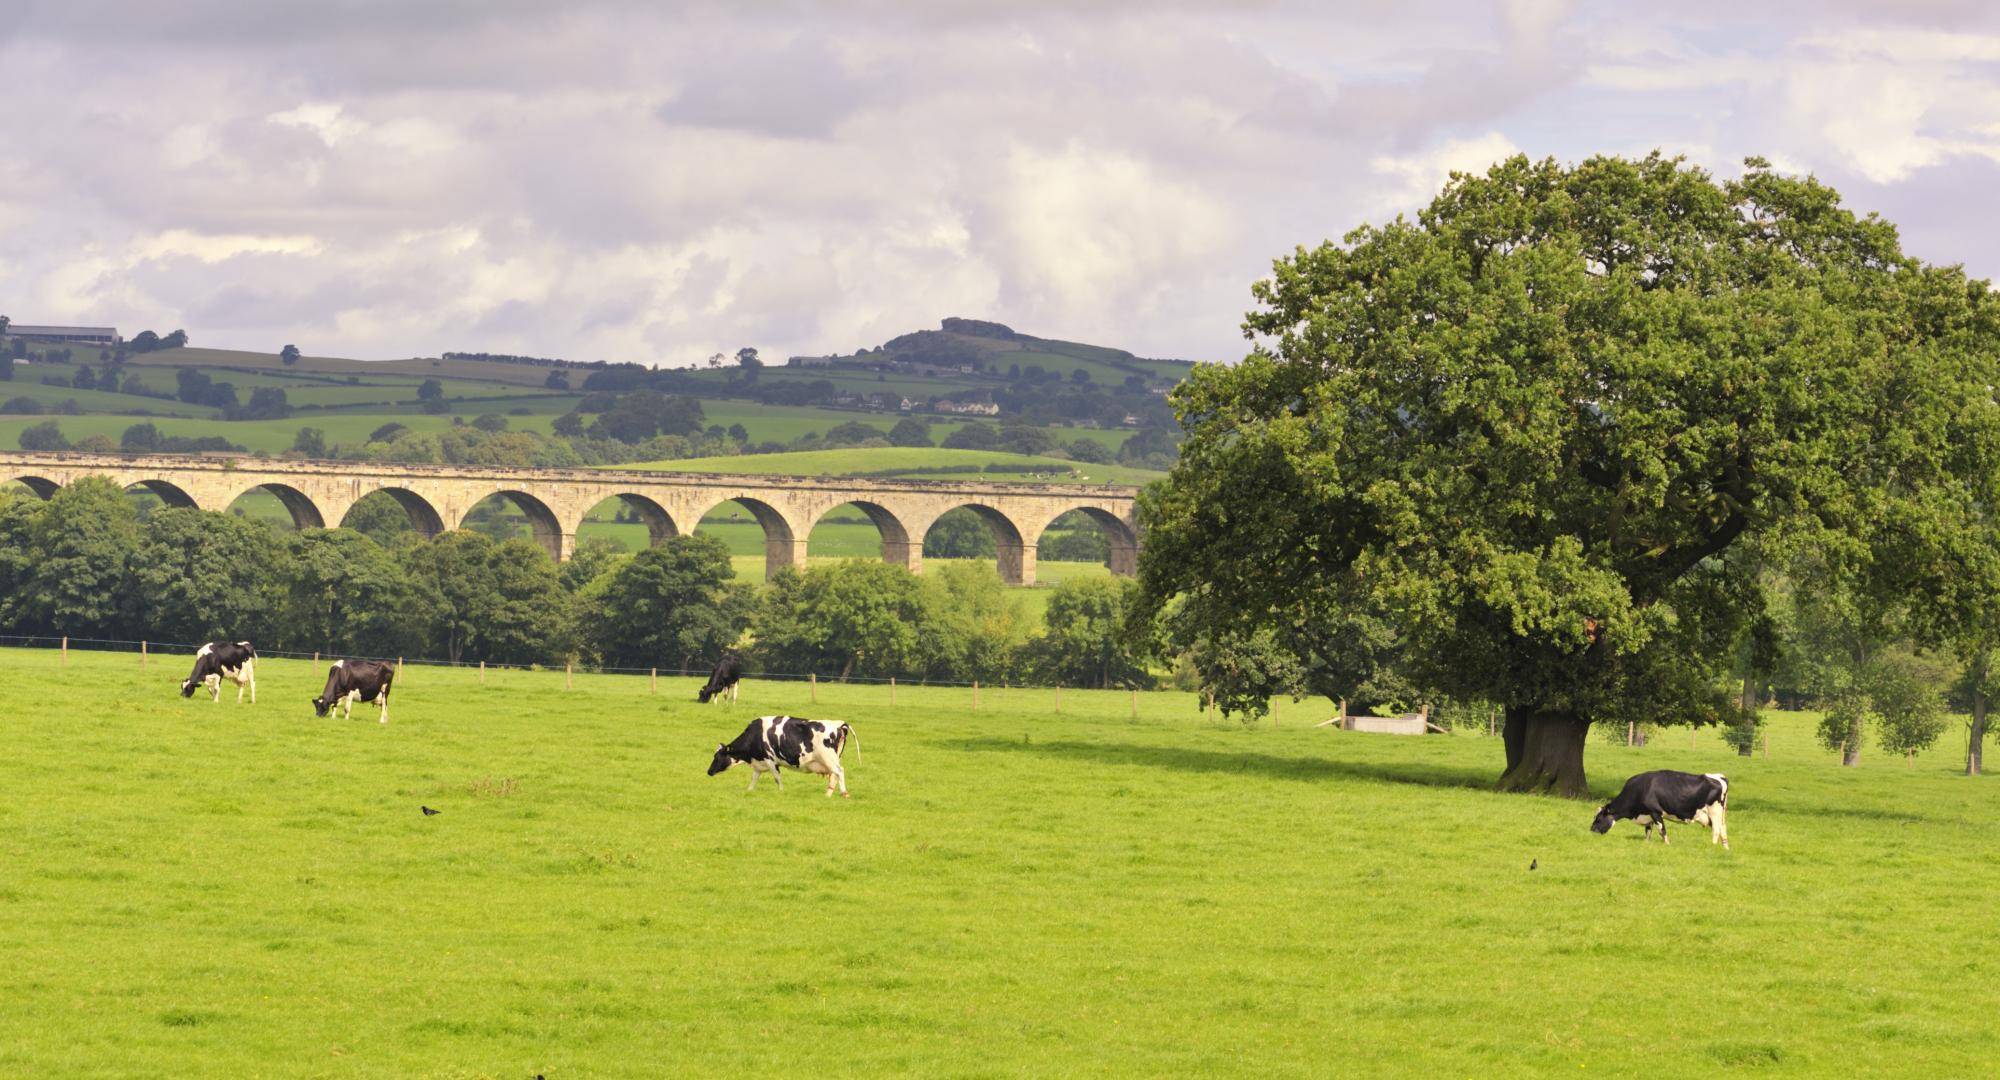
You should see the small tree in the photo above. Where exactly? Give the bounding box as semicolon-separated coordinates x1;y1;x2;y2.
121;422;161;451
18;420;68;451
291;427;327;458
889;418;933;447
1024;577;1155;689
280;344;301;366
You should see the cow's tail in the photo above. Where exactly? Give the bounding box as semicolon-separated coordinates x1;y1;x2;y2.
844;723;860;765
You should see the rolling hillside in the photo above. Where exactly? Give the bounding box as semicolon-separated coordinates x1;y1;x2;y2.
3;317;1185;477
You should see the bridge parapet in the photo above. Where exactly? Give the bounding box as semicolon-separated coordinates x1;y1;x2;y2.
0;451;1144;584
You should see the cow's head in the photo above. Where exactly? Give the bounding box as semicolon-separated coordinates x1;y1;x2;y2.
310;696;332;718
180;679;198;698
1590;807;1616;834
697;686;715;704
707;743;737;776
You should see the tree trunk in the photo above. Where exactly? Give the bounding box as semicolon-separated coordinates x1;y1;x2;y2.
1736;671;1757;757
1969;687;1987;777
1842;712;1863;767
1497;706;1592;798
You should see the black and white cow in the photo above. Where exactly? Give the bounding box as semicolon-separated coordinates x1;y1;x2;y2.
697;654;743;704
180;641;257;704
707;715;857;797
1591;770;1729;847
310;659;395;724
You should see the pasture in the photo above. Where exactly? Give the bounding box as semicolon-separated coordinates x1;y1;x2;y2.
1;647;1992;1077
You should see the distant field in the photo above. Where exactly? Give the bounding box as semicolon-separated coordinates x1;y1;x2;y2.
616;447;1163;486
4;647;1993;1076
0;379;221;419
0;413;547;454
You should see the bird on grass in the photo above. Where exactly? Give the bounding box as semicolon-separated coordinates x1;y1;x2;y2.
421;806;440;816
1529;859;1537;870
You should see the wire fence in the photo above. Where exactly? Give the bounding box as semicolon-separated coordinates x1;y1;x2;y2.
0;633;1205;716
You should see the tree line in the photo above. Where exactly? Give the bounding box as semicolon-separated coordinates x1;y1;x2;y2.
0;478;1155;688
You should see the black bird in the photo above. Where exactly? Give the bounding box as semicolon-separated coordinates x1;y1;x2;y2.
1529;859;1537;870
421;806;440;816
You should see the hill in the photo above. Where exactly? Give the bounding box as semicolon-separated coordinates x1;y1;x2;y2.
788;316;1196;390
4;319;1185;472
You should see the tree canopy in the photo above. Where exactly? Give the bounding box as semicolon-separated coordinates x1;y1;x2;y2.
1137;153;2000;796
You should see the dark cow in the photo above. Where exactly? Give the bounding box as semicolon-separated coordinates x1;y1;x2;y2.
1591;770;1729;847
697;654;743;704
311;659;395;724
707;715;857;797
180;641;257;704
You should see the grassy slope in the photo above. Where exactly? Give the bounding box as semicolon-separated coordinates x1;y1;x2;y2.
614;446;1163;486
1;647;1991;1077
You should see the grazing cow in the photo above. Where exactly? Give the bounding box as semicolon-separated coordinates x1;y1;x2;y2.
707;715;857;797
1591;770;1730;847
697;654;743;704
310;659;395;724
180;641;257;704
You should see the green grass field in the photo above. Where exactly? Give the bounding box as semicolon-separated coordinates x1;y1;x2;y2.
617;447;1163;486
2;646;1992;1076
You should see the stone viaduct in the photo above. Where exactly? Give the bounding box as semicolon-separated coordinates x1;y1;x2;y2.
0;451;1142;585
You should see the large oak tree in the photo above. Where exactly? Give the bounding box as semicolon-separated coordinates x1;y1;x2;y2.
1138;154;2000;796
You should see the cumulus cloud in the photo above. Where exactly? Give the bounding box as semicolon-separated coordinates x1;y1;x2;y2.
4;1;2000;366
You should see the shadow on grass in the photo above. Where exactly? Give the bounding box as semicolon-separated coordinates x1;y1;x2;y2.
937;736;1501;793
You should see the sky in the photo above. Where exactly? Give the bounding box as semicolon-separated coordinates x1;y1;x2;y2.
6;0;2000;366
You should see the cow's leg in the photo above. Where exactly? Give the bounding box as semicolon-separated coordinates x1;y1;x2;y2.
746;764;760;792
827;762;847;798
1710;804;1728;847
378;692;389;725
206;674;222;703
1659;818;1670;845
770;764;784;791
728;682;738;705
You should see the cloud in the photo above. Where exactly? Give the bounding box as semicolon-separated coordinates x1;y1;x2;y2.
3;1;2000;368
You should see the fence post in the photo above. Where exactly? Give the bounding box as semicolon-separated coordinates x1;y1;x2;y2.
650;667;657;693
478;660;485;683
61;636;68;666
397;657;404;685
565;662;573;689
141;640;147;667
1055;684;1062;713
973;680;980;710
313;651;319;666
1627;721;1635;747
889;676;896;706
810;672;818;704
1130;688;1138;719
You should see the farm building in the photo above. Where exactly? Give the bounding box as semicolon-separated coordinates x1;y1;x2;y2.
3;325;120;346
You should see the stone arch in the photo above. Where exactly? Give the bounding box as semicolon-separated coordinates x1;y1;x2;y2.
462;489;565;561
923;502;1033;585
1036;505;1140;577
222;482;327;531
124;478;200;510
575;493;679;553
692;494;803;579
342;486;446;539
6;475;61;499
804;500;917;572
